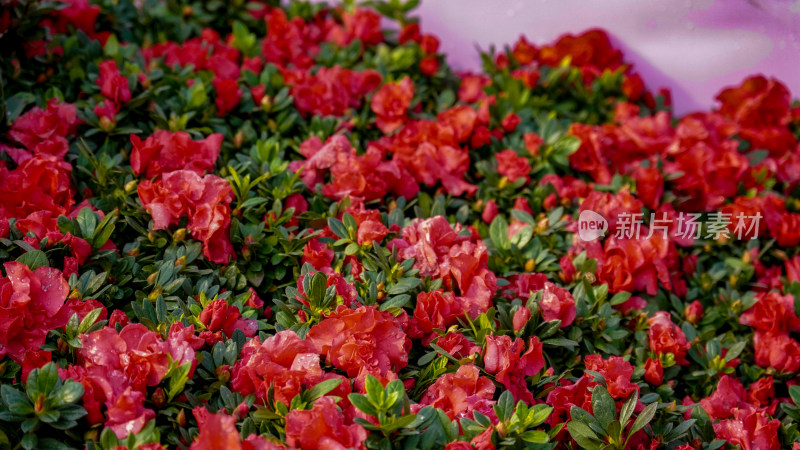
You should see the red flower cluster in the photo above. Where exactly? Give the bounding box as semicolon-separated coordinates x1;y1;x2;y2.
483;335;544;404
67;323;201;438
741;292;800;373
371;76;414;133
0;262;69;363
130;130;222;177
137;170;235;263
198;298;258;344
395;216;496;320
290;135;418;201
282;67;381;117
231;330;349;407
697;376;780;449
307;305;411;388
503;273;577;327
3;98;80;163
418;364;496;420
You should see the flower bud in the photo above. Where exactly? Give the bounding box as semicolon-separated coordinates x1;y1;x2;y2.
124;179;138;193
148;286;163;301
216;365;231;383
99;115;115;132
260;95;272;112
512;306;531;332
152;388;166;409
173;228;187;242
177;409;187;427
524;259;535;272
684;300;704;324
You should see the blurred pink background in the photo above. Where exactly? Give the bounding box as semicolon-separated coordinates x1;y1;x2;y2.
410;0;800;115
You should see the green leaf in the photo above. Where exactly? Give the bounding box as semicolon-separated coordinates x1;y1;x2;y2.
387;278;421;295
167;362;192;401
519;430;549;443
619;389;638;426
566;421;603;450
27;363;59;400
16;250;49;270
495;390;514;422
77;308;104;334
51;381;84;407
364;375;384;405
76;208;98;239
348;393;378;417
305;379;342;403
630;401;658;435
790;385;800;406
327;217;349;239
489;215;509;250
4;92;36;123
609;292;631;306
591;385;616;429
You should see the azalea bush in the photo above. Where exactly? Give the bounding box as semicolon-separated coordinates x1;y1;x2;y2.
1;0;800;449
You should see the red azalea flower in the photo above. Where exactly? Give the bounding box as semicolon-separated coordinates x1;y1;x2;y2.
434;332;481;359
503;273;576;327
546;375;595;429
752;330;800;373
512;36;537;65
716;75;791;129
98;60;131;106
231;330;349;407
0;262;69;363
495;149;530;183
199;299;257;340
458;74;490;103
748;377;775;410
483;334;544;404
584;354;638;400
371;77;414;134
684;300;704;325
523;132;544;157
21;349;52;383
419;364;496;420
341;8;383;46
408;290;464;344
699;375;747;420
284;66;381;117
512;306;531;332
740;291;800;333
644;357;663;386
285;396;367;450
130;130;223;177
301;238;334;272
307;305;410;381
283;193;308;227
137;170;235;264
190;408;241;450
213;77;242;116
538;29;624;82
647;311;690;365
632;166;664;210
8;98;79;152
713;406;781;450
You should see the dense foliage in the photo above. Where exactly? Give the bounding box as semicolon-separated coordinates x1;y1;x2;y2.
1;0;799;449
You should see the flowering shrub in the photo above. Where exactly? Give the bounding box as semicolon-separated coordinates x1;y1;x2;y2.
1;0;800;449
